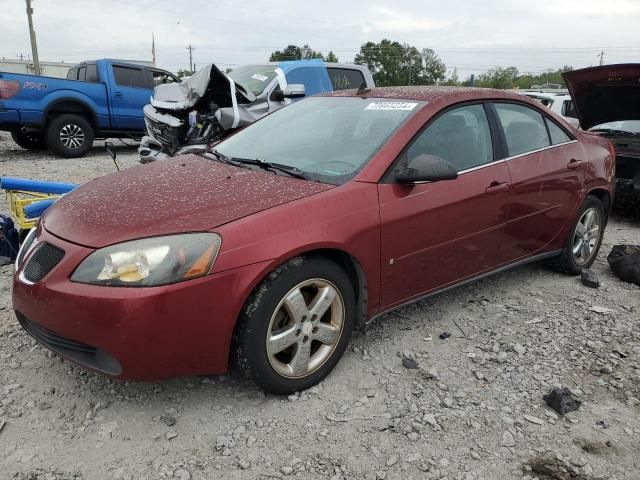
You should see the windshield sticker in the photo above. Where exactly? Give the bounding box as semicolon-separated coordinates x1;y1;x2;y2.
251;73;269;82
365;102;418;111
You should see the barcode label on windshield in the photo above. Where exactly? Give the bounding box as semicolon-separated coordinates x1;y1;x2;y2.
365;102;418;111
251;74;269;82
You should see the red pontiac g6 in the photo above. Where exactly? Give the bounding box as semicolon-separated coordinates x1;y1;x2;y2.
13;87;615;394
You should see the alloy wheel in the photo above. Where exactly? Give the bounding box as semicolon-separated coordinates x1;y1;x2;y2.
266;278;345;379
572;207;601;266
59;124;85;149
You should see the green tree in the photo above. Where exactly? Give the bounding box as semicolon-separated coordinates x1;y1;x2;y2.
442;68;460;86
419;48;446;84
324;51;339;63
269;44;324;62
476;67;520;89
354;39;446;86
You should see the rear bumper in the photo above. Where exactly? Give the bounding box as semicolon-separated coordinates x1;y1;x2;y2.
12;227;271;380
0;108;21;129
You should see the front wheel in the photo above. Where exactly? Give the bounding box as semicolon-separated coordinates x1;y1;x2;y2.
547;195;606;274
46;114;94;158
235;257;355;394
11;131;46;151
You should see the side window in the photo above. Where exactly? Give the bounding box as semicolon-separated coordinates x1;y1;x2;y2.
495;103;551;156
78;67;86;81
562;100;577;118
66;68;78;80
270;85;283;102
151;70;177;87
327;68;366;91
113;66;148;88
546;118;572;145
399;104;493;172
86;64;99;83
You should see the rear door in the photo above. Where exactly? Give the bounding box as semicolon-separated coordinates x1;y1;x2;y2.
491;102;584;261
108;64;152;131
378;103;513;308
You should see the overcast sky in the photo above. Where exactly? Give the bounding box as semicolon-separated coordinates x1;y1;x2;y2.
2;0;639;78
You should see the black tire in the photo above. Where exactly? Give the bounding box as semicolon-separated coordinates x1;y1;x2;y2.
235;256;355;394
46;114;94;158
546;195;606;275
11;131;46;151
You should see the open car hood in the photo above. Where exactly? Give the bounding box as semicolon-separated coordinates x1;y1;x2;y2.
151;64;256;111
563;64;640;130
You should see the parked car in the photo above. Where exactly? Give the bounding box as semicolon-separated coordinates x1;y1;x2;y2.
518;91;579;128
0;59;178;157
138;60;375;163
13;87;614;394
564;64;640;208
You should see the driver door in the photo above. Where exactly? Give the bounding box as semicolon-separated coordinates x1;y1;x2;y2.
378;103;513;308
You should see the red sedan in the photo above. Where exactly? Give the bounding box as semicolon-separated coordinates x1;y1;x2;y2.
13;87;615;394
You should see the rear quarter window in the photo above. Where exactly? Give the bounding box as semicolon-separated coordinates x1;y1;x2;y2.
327;68;366;91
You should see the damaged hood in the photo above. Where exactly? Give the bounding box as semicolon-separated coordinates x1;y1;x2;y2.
151;64;256;110
42;155;333;248
563;64;640;130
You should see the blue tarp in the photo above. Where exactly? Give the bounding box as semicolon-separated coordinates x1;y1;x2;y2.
279;59;333;97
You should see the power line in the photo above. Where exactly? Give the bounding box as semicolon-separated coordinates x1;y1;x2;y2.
24;0;41;75
186;44;195;71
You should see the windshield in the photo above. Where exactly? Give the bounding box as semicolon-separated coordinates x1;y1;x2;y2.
226;65;277;96
590;120;640;134
214;96;423;185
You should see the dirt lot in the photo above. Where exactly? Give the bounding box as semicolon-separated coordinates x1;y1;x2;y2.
1;130;639;480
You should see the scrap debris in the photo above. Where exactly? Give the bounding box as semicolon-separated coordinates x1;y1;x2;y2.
580;269;600;288
543;387;582;415
439;332;451;340
607;244;640;286
402;356;418;369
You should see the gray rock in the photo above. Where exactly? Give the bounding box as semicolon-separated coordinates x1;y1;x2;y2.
387;455;399;467
281;466;294;475
513;344;526;355
502;430;516;447
165;430;178;440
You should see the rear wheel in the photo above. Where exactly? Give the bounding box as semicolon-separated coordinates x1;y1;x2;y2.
547;195;606;274
235;256;355;394
11;131;46;151
46;114;94;158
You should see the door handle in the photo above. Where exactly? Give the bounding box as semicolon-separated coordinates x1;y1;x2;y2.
485;182;510;194
114;91;123;98
567;159;582;169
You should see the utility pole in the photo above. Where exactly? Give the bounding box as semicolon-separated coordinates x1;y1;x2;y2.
598;51;605;66
25;0;41;75
186;44;195;72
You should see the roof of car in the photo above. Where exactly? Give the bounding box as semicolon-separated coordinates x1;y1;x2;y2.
324;86;528;103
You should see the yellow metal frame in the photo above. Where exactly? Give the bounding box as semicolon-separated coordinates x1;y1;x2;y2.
5;190;60;230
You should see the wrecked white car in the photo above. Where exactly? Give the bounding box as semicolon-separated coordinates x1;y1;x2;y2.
139;60;374;162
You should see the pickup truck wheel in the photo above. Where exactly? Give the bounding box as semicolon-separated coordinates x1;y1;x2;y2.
46;114;94;158
11;131;46;151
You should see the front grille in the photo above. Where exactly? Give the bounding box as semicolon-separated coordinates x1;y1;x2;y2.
145;114;180;149
16;312;122;376
23;242;65;282
17;312;96;354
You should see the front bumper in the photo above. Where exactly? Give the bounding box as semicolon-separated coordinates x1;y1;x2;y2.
12;226;271;380
138;135;170;163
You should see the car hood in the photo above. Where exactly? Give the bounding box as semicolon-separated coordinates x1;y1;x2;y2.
43;154;334;248
563;64;640;130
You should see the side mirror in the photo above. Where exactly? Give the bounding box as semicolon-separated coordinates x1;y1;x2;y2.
283;84;306;99
395;154;458;184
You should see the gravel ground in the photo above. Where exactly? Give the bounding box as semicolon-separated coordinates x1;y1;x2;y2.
1;130;639;480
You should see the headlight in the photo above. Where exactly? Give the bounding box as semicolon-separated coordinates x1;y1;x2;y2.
71;233;221;287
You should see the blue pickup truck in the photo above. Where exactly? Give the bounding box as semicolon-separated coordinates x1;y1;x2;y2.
0;59;178;157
